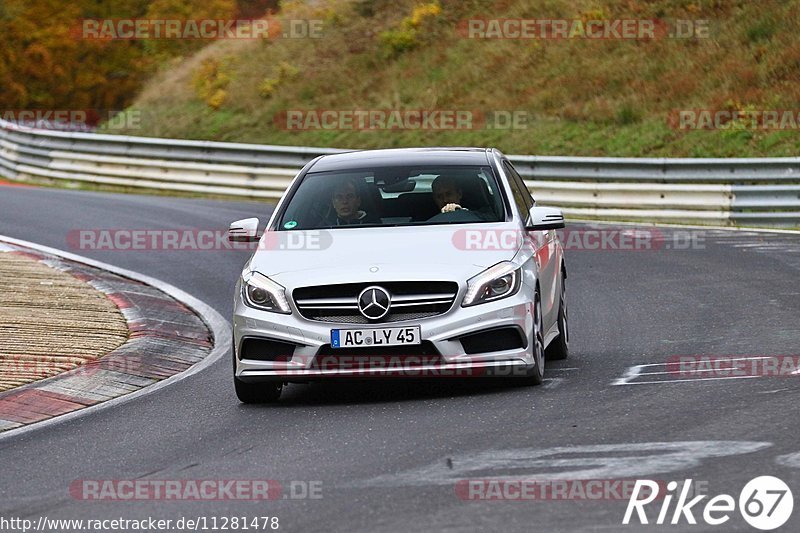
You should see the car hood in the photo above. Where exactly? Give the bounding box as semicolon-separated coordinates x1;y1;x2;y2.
248;223;521;288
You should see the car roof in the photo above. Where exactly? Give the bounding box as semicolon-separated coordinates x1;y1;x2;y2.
308;147;495;172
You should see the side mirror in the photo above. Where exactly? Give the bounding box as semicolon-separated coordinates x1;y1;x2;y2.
228;218;261;243
526;206;565;231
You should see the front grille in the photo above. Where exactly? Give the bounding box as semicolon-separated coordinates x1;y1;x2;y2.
294;281;458;323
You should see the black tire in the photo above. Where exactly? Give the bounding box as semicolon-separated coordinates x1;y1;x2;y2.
546;275;569;361
521;290;545;386
234;377;282;403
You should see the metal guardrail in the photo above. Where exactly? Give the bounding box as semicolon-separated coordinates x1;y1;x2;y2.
2;118;799;226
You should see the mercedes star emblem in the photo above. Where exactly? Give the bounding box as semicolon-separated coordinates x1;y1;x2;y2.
357;286;391;320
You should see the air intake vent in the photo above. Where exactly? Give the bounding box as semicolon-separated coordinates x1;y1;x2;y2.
459;327;526;355
239;337;298;362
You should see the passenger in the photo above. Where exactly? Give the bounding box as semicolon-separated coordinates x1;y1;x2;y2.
327;178;379;225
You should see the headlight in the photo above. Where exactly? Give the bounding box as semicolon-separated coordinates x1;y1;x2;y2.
242;272;291;314
462;262;522;307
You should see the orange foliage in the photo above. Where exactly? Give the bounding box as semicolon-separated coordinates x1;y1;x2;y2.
0;0;276;114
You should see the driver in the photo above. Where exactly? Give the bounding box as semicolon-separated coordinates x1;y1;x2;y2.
431;175;466;213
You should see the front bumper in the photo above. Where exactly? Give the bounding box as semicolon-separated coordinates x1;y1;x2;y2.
233;286;536;382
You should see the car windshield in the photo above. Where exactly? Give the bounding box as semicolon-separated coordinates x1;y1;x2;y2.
277;165;505;230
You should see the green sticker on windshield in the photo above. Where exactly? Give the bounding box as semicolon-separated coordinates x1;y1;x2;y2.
284;221;298;229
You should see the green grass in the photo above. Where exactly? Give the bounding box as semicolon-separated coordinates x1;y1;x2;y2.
102;0;800;157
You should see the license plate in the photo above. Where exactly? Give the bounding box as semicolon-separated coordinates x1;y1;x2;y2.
331;326;421;348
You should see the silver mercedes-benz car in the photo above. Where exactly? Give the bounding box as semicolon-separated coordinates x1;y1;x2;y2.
229;148;568;402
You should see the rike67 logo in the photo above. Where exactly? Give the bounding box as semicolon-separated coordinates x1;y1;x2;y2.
624;476;793;530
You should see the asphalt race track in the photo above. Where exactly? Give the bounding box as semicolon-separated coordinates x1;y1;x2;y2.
1;185;800;532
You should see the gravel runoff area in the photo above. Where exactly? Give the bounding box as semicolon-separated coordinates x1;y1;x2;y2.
0;248;129;391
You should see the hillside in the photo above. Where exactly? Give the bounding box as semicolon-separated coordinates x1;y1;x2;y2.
107;0;800;157
0;1;280;115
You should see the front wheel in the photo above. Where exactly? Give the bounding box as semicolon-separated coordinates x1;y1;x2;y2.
546;276;569;361
521;290;545;386
234;377;282;403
